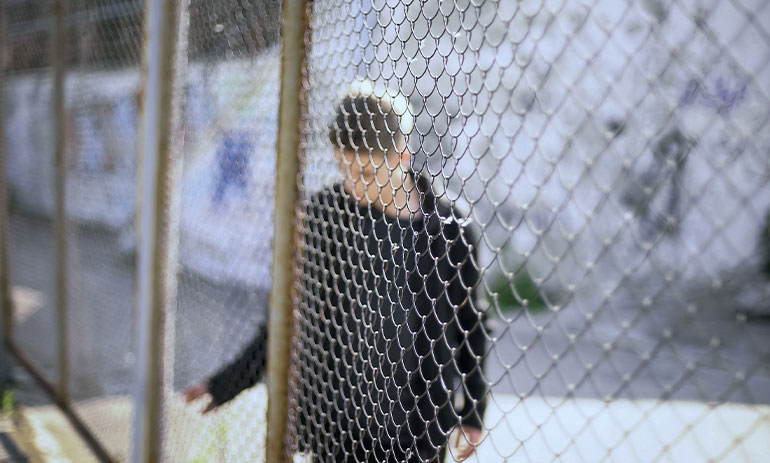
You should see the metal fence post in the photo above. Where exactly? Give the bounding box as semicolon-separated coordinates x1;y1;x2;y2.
266;0;308;460
0;0;12;351
132;0;188;461
52;0;69;405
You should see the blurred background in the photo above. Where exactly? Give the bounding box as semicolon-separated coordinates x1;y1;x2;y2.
0;0;768;461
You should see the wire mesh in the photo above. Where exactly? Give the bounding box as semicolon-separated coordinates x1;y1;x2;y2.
166;0;281;461
291;0;770;462
3;0;60;399
1;0;769;462
63;0;144;460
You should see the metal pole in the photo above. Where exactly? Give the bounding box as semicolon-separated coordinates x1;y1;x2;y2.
52;0;69;405
7;343;116;463
266;0;307;460
132;0;188;461
0;14;112;462
0;0;13;350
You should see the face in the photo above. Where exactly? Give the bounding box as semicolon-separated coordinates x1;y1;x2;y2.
336;148;385;184
335;136;408;184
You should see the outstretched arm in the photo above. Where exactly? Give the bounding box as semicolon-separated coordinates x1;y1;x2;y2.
183;322;268;412
206;322;269;406
185;198;327;412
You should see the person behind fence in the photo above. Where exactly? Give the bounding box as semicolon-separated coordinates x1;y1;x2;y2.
185;87;488;462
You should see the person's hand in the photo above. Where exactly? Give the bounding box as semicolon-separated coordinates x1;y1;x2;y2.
183;382;217;414
453;425;483;461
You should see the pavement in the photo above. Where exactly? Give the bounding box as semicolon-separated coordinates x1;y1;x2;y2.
10;388;770;463
3;212;770;461
0;382;35;463
9;385;269;463
0;421;30;463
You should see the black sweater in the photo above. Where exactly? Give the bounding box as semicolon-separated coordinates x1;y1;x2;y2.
207;179;487;456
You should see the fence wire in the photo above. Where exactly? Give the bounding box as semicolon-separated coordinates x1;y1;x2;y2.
1;0;143;460
168;0;281;461
64;0;143;459
289;0;770;462
3;0;60;397
1;0;769;462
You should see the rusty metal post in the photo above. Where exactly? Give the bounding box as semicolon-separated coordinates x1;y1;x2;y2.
0;0;12;349
132;0;188;461
266;0;307;460
52;0;70;405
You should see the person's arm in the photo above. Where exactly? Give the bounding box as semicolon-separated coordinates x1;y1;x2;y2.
186;197;330;413
204;198;327;407
206;322;268;406
448;221;487;431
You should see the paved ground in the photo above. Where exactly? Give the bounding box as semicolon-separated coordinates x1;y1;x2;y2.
0;381;34;463
13;389;770;463
0;427;29;463
4;211;770;460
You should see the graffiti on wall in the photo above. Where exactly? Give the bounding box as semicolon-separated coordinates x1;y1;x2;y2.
680;75;748;115
212;132;253;205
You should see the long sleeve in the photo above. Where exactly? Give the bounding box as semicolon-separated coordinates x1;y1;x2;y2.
448;221;488;431
207;321;268;406
205;196;329;408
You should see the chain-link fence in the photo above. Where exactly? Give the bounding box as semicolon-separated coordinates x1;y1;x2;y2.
167;0;281;460
65;1;143;459
3;0;60;393
1;0;769;462
1;0;142;460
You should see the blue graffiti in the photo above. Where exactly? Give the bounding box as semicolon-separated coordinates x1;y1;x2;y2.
679;76;747;115
213;132;252;204
679;80;700;106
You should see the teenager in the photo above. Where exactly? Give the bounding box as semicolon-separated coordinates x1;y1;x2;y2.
185;91;487;462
